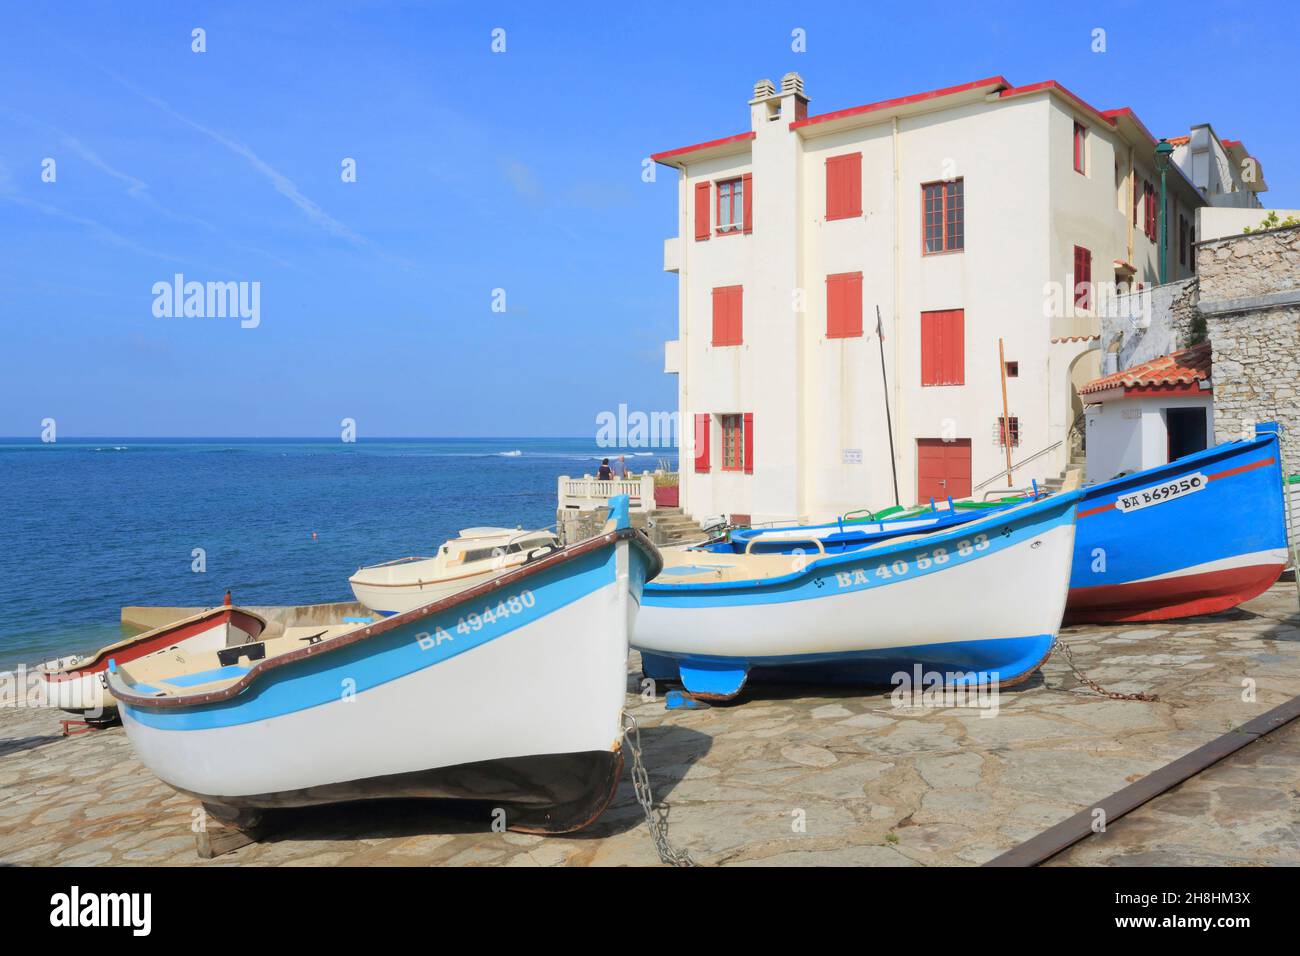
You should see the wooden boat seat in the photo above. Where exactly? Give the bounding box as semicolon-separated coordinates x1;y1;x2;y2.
117;624;365;699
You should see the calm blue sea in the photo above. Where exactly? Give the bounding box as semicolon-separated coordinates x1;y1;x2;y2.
0;438;676;667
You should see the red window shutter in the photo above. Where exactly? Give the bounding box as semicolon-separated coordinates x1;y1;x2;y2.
826;153;862;220
711;287;725;345
946;310;964;384
1133;177;1140;226
743;413;754;474
921;309;964;385
845;153;861;217
825;157;840;219
742;172;753;234
826;272;863;338
731;286;743;345
694;182;710;241
694;414;710;473
921;313;937;385
712;286;742;346
1073;246;1092;308
826;275;841;337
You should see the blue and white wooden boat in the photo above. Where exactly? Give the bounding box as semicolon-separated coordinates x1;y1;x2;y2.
699;496;1027;556
635;491;1080;700
1065;422;1290;623
107;495;660;834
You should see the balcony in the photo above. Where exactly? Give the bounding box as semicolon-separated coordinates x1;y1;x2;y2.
663;237;680;273
664;339;680;374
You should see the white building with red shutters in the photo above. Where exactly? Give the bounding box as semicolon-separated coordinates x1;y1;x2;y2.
652;72;1266;525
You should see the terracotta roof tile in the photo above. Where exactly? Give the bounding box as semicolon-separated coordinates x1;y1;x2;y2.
1079;341;1212;397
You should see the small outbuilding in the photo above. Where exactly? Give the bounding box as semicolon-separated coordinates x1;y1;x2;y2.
1080;341;1214;483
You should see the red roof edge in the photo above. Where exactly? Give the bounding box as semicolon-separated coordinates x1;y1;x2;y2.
651;130;755;165
1100;107;1157;146
790;75;1012;130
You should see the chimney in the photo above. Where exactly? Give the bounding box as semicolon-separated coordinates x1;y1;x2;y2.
781;72;809;122
749;73;808;129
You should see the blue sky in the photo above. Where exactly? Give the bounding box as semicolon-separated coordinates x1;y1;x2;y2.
1;0;1295;438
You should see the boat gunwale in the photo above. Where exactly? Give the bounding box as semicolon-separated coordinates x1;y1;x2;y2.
646;490;1081;593
109;526;660;711
1080;429;1278;503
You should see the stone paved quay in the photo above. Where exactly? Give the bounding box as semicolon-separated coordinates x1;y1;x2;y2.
2;581;1298;867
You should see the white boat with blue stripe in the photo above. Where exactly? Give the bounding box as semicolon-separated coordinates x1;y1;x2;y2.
634;490;1081;700
107;495;660;834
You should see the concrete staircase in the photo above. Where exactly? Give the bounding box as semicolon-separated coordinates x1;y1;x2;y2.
648;507;706;546
1044;451;1087;493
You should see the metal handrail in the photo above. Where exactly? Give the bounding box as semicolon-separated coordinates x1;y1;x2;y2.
981;487;1038;501
971;440;1063;494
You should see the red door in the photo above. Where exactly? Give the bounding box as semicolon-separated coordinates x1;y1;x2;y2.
916;439;972;502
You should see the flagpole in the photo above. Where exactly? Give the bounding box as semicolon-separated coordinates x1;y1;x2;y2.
999;337;1013;487
877;306;900;507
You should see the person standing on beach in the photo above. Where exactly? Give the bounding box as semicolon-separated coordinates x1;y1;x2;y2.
597;458;613;480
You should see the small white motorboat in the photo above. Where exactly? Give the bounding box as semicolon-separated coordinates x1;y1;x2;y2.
107;496;661;834
38;606;267;721
349;526;560;616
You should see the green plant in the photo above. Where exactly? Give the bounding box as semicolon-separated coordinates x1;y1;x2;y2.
1243;211;1300;233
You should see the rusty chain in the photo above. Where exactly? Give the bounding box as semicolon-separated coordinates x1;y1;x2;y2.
1055;638;1159;702
622;712;696;867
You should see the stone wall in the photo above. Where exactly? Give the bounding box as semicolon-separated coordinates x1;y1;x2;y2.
556;507;651;545
1198;225;1300;469
1098;277;1199;374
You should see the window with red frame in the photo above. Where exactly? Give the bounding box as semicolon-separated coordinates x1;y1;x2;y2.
716;178;744;234
1073;245;1093;309
720;414;744;471
1143;182;1157;241
1073;122;1087;174
995;416;1020;448
922;179;964;254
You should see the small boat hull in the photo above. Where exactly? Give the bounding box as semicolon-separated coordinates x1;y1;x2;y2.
112;498;659;834
635;492;1079;699
1065;423;1289;624
39;607;266;718
350;566;501;617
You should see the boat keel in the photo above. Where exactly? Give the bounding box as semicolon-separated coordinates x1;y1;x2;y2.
678;660;751;700
183;748;625;836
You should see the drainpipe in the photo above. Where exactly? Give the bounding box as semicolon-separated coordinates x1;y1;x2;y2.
891;116;903;502
1155;139;1174;284
1126;146;1134;269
